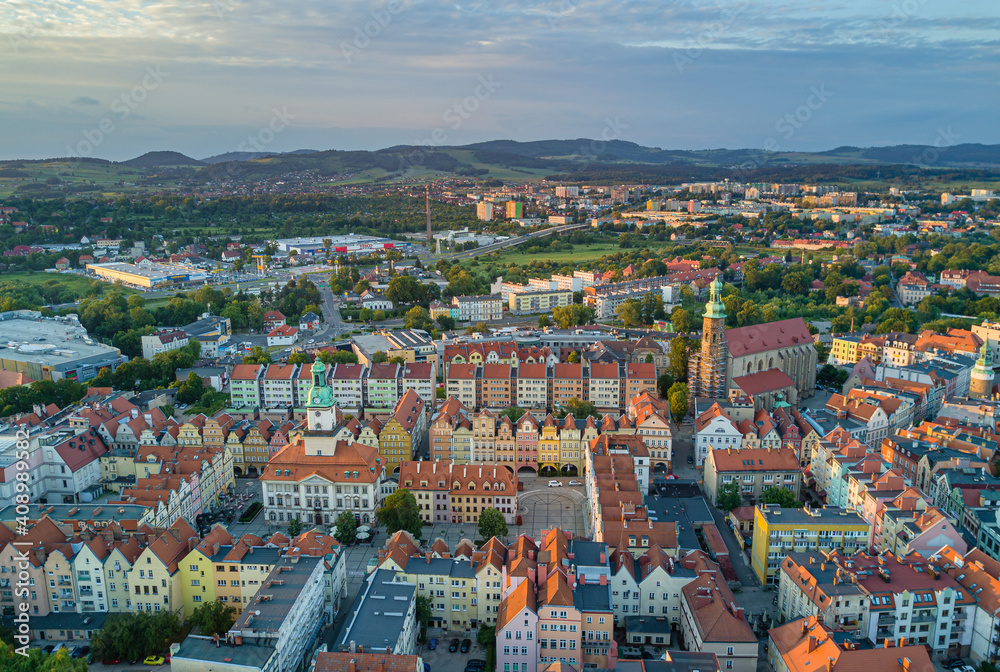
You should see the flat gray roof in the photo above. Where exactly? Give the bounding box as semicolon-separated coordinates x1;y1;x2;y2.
231;555;322;634
173;635;275;671
0;311;123;368
336;568;414;652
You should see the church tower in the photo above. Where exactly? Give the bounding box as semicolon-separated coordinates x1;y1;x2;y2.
688;277;728;399
970;341;994;399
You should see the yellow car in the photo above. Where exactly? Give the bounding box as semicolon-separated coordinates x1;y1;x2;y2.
143;655;165;665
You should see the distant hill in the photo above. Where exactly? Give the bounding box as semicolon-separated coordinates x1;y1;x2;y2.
123;151;204;167
201;149;320;164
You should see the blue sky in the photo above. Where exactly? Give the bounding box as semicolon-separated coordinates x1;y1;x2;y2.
1;0;997;160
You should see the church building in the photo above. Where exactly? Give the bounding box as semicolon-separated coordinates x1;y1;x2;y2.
689;278;817;401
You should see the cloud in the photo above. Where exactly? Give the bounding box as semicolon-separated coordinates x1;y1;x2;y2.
0;0;998;159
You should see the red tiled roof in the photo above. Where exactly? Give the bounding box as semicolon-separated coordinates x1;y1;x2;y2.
726;317;813;357
731;368;795;395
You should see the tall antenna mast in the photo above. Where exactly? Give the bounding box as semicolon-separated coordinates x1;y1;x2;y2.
426;184;432;245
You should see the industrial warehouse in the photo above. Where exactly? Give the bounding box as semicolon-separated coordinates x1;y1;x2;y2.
273;234;413;255
85;261;211;289
0;311;127;382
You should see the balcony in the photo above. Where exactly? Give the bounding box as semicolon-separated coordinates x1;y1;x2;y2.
877;627;894;638
877;614;897;625
911;613;936;624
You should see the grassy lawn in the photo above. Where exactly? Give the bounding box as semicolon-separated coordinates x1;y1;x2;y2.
0;271;138;297
477;240;621;266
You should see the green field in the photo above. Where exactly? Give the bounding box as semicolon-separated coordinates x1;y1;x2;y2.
473;240;622;267
0;271;138;302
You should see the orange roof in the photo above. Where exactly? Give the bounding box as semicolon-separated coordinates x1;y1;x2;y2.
497;578;536;630
266;436;383;484
708;446;799;472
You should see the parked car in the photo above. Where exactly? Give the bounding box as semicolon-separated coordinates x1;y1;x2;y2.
144;655;166;665
465;659;487;671
567;480;582;486
449;638;460;652
427;638;437;650
460;638;471;653
42;645;55;654
687;455;694;464
101;658;121;666
944;660;965;670
71;646;90;658
547;480;562;487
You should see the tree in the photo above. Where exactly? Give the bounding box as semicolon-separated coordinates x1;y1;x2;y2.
616;299;642;327
405;306;433;331
667;382;689;422
243;346;272;365
386;275;424;305
478;507;508;540
761;486;803;508
189;599;238;637
537;314;552;328
477;624;496;648
372;350;388;364
334;511;357;545
668;336;693;381
177;371;205;405
288;516;303;537
376;488;423;539
716;480;742;511
373;309;387;322
0;641;88;670
498;406;527;422
288;351;311;365
436;314;455;331
657;372;675;399
415;595;432;642
567;350;580;363
561;397;600;419
359;308;373;322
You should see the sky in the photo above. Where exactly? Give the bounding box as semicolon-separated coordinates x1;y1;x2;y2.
0;0;998;161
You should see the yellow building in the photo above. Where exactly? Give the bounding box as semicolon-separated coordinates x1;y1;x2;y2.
507;288;574;315
750;504;870;585
538;415;561;473
131;519;199;618
379;390;426;475
829;336;861;365
179;527;230;617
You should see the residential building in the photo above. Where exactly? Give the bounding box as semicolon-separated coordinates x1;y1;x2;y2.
452;294;504;322
333;568;418;655
397;461;517;525
379;389;427;475
750;505;871;585
228;554;326;672
141;330;189;359
704;446;801;507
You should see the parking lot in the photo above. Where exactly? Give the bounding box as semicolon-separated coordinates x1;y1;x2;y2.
418;631;488;672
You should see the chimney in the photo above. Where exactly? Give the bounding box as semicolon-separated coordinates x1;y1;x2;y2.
213;635;220;648
802;620;810;635
349;659;357;672
902;658;911;672
808;636;819;653
599;574;607;585
234;635;242;646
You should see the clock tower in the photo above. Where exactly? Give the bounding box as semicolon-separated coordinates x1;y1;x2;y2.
306;360;337;432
